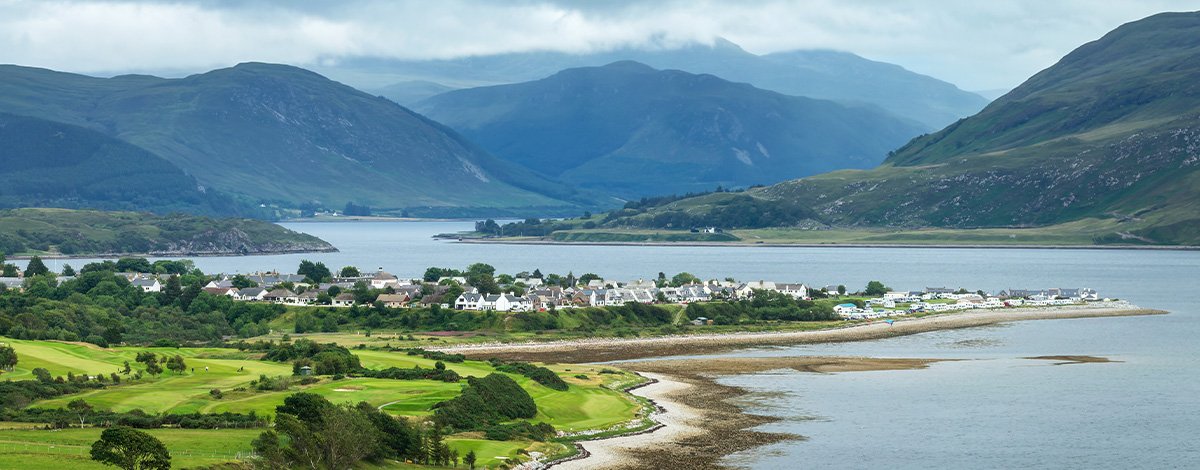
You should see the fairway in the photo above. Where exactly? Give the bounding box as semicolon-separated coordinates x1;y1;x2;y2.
0;335;648;434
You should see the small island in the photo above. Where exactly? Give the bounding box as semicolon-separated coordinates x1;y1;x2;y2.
0;208;336;258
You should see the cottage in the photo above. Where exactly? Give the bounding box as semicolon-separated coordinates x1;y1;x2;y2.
264;288;298;304
776;283;809;299
332;293;356;307
375;294;410;308
131;278;162;293
296;290;322;304
236;287;268;301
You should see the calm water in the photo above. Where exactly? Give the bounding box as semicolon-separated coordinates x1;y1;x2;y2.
16;221;1200;468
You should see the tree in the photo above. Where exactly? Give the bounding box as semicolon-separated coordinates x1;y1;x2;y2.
340;266;360;277
161;275;182;304
69;399;94;427
531;268;543;279
865;281;888;297
468;274;500;295
166;355;186;375
466;263;495;278
578;273;601;285
24;255;50;277
837;285;847;296
0;345;17;372
464;449;477;470
671;272;699;287
297;260;332;284
62;263;76;277
145;360;163;377
33;367;52;384
90;426;170;470
230;275;256;289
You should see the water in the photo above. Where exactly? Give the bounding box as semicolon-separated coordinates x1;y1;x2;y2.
11;220;1200;468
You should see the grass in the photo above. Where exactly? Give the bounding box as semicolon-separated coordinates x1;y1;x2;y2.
0;337;646;466
0;427;260;469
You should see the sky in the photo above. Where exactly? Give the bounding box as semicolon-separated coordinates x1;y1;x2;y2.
0;0;1196;91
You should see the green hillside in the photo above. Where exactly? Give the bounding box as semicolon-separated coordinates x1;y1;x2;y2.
0;63;601;216
417;61;927;198
0;208;335;256
758;12;1200;244
578;12;1200;246
0;112;268;218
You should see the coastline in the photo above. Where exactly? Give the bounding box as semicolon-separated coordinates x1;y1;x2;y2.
4;247;340;261
509;304;1159;468
454;238;1200;251
551;358;940;469
434;302;1166;363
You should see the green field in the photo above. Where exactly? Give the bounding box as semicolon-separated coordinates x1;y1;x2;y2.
0;337;644;467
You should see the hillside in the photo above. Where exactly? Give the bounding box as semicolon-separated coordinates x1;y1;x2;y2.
0;113;269;218
416;61;927;198
329;38;986;129
0;208;335;256
588;12;1200;245
0;63;600;216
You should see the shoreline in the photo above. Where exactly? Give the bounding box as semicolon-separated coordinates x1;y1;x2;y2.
550;358;941;469
4;247;340;261
498;303;1160;468
454;238;1200;251
433;302;1166;363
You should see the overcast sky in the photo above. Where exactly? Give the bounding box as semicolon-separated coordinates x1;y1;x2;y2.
0;0;1194;91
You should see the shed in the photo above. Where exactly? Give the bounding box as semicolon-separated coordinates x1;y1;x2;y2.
299;365;312;376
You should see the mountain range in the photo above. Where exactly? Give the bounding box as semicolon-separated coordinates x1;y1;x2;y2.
318;38;988;130
416;61;928;198
0;63;604;217
591;12;1200;245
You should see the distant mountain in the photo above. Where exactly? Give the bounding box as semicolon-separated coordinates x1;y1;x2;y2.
0;63;601;216
415;61;928;198
328;38;987;129
747;12;1200;245
0;112;266;218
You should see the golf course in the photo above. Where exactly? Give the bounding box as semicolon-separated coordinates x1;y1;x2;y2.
0;337;647;469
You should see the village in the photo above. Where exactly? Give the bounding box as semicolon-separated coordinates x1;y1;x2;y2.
2;264;1105;322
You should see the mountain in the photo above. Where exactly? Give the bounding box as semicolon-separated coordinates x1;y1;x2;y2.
415;61;928;198
589;12;1200;245
323;38;987;129
0;112;266;217
0;208;335;257
0;63;601;216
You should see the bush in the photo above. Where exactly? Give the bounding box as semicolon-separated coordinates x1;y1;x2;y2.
495;362;568;391
433;373;536;430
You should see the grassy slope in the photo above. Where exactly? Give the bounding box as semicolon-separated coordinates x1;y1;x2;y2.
0;207;335;256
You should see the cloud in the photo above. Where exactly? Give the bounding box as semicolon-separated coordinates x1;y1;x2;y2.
0;0;1194;90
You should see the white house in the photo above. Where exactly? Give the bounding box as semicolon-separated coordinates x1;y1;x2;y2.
131;278;162;293
332;293;356;307
776;283;809;299
455;293;484;310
